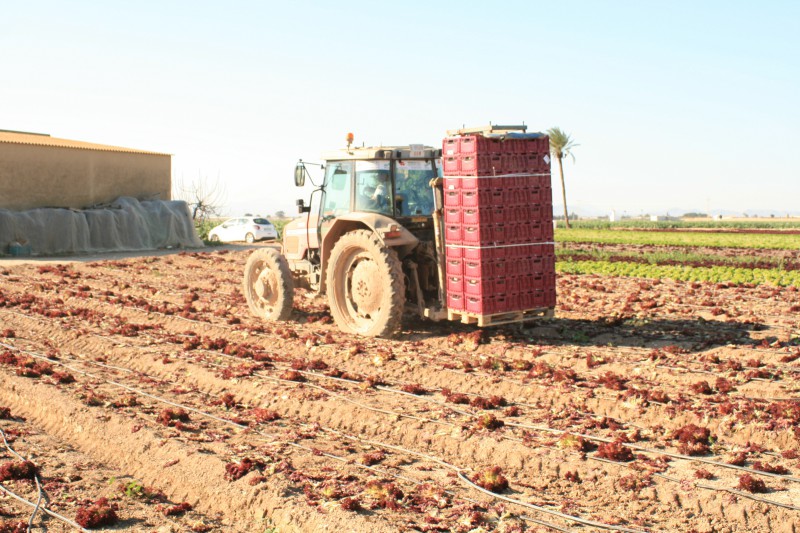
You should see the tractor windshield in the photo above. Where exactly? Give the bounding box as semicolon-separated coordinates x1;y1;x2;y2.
351;158;436;217
355;161;392;215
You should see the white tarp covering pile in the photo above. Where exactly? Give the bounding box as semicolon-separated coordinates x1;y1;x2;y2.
0;197;203;256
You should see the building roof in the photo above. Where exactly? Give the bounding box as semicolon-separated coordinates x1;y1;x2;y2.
0;130;170;156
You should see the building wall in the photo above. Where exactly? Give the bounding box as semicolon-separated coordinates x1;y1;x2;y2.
0;143;171;211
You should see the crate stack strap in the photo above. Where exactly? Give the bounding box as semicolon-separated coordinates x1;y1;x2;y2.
442;133;556;316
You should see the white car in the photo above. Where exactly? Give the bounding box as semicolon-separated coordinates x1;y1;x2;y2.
207;217;278;243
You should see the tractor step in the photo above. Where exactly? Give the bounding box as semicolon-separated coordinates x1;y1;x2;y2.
446;307;554;327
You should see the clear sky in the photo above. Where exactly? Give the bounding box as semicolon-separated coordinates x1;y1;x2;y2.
3;1;798;217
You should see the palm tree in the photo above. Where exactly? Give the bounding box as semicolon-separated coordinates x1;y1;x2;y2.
546;127;578;229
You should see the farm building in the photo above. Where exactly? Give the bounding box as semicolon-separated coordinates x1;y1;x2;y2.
0;129;171;211
0;130;202;256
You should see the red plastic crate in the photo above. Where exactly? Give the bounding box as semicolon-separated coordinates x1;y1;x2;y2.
444;207;461;224
447;291;465;311
458;175;480;188
443;189;460;207
533;290;547;307
462;246;501;262
504;187;527;205
540;243;556;257
465;295;489;314
543;255;555;273
463;260;485;278
460;189;478;207
462;223;507;245
444;225;462;244
466;295;498;314
461;224;490;245
522;154;551;173
443;137;460;156
459;188;503;207
445;245;463;259
543;222;555;241
519;273;543;292
497;293;520;312
464;276;507;297
459;135;504;155
461;207;492;225
464;154;503;176
490;206;508;223
526;256;544;274
443;156;460;175
445;258;463;276
544;286;556;307
508;139;529;154
527;222;545;241
518;291;534;310
443;176;462;189
446;276;464;294
542;187;553;205
463;257;518;278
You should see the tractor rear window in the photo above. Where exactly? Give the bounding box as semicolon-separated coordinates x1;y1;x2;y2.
395;160;435;216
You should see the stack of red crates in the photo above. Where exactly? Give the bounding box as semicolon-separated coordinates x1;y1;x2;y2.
442;133;556;316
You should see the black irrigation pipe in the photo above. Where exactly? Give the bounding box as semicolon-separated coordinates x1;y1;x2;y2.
0;429;87;532
0;427;44;533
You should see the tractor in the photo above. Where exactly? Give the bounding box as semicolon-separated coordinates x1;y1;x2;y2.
242;127;554;337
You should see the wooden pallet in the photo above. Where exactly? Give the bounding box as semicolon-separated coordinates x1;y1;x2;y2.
447;307;554;327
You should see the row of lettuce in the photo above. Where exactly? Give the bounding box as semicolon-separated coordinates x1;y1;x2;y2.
556;260;800;287
554;229;800;287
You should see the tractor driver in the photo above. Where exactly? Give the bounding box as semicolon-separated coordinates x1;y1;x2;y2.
360;172;392;214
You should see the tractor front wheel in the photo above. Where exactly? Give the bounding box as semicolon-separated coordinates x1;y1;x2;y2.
326;230;404;338
243;248;294;321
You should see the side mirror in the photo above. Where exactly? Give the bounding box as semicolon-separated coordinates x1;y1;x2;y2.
294;163;306;187
296;199;310;214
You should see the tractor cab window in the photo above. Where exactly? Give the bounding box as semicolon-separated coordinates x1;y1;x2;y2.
355;160;392;215
394;159;436;216
322;161;353;219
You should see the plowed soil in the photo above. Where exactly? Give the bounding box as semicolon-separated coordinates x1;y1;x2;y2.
1;247;799;532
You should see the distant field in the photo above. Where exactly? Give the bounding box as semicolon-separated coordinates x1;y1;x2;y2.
555;222;800;286
564;218;800;230
555;228;800;250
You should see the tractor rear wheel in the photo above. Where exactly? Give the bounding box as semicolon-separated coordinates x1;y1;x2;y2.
243;248;294;321
326;230;404;338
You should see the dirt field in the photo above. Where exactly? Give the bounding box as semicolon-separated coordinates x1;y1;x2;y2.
0;247;799;532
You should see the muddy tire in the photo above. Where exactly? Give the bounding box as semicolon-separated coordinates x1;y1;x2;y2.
243;248;294;321
326;229;405;338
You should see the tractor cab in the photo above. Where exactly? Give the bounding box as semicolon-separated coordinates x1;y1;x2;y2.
319;145;439;223
285;144;441;295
